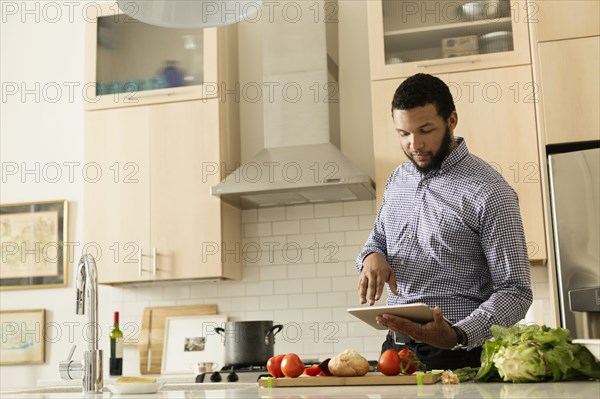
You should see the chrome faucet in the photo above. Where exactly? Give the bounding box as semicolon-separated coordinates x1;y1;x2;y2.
59;254;103;393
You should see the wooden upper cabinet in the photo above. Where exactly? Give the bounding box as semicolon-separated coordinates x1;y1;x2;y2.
538;36;600;145
84;1;233;110
367;0;531;80
532;0;600;42
371;66;546;264
84;100;242;284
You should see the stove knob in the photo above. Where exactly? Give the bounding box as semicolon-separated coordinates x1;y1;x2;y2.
227;371;239;382
210;371;222;382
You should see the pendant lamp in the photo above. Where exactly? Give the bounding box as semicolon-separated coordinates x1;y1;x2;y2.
117;0;262;29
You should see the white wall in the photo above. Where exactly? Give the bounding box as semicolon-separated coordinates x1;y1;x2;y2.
0;0;551;389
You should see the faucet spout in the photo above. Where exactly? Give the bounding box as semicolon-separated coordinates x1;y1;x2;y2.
60;253;103;394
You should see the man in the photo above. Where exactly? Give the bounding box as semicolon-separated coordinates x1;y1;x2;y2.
356;73;532;369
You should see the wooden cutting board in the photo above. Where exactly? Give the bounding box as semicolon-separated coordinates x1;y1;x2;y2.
258;372;441;387
138;304;217;374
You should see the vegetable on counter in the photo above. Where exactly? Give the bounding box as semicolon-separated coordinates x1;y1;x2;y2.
475;324;600;383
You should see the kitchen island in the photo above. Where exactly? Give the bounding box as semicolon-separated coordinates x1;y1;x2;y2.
1;380;599;398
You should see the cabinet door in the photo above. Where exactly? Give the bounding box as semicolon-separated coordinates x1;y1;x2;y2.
367;0;531;80
84;106;151;283
538;36;600;144
149;100;225;280
370;66;546;263
84;2;219;111
449;66;546;263
533;0;600;42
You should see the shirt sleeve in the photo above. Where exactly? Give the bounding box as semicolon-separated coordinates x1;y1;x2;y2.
454;183;533;349
355;169;396;273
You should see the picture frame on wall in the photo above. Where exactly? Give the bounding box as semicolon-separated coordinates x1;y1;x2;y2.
161;315;227;375
0;309;46;365
0;200;68;290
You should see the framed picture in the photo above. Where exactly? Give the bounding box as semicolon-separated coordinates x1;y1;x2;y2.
0;309;45;365
0;200;68;290
161;315;227;375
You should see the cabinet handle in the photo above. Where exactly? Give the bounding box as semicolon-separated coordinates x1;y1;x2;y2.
138;248;153;277
151;247;159;276
130;90;178;99
416;58;481;68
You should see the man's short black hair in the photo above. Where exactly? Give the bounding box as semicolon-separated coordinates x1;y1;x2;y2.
391;73;456;120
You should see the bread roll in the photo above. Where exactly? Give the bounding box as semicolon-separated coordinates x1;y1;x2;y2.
328;349;370;377
115;376;157;384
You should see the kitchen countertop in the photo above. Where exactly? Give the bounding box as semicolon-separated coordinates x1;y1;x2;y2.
1;380;599;398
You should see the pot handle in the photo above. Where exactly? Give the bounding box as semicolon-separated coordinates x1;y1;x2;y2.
270;324;283;336
214;327;225;336
265;324;283;345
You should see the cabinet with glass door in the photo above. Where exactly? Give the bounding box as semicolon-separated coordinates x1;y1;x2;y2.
367;0;532;80
84;1;231;110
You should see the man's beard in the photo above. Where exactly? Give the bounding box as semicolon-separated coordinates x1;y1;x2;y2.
405;126;453;174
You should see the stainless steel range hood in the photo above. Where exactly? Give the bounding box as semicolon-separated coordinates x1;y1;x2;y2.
211;0;375;209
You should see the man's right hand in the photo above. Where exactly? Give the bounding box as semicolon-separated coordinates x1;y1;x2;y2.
358;253;398;305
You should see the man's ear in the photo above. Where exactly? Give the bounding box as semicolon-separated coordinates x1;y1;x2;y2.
448;111;458;131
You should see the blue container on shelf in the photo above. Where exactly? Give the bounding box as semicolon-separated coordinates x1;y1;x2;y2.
160;60;184;88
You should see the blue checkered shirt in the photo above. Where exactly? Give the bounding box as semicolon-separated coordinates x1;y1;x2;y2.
357;137;532;349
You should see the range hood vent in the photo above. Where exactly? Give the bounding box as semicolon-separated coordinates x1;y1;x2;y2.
211;0;375;209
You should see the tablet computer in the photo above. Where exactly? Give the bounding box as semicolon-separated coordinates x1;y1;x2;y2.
347;303;437;330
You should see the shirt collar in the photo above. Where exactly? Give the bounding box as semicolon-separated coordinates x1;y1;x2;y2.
438;136;469;175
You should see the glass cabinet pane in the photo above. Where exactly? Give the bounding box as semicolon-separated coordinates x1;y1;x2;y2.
96;14;204;95
382;0;514;65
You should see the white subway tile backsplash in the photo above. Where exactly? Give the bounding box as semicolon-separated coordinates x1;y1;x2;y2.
302;308;333;322
315;231;345;247
259;265;288;281
359;214;376;230
258;207;286;222
216;282;246;297
300;218;330;233
163;285;190;300
244;222;272;238
331;276;358;292
287;263;317;279
260;295;289;310
231;296;260;311
302;340;334;356
189;283;218;298
345;230;370;246
287;233;317;248
244;310;275;320
343;200;375;216
272;220;301;235
286;204;315;220
288;293;318;309
245;281;274;296
241;209;257;224
274;309;303;324
315;262;346;277
336;245;363;262
331;307;357;322
317;292;347;307
302;277;332;293
241;265;261;281
137;286;163;300
330;216;358;232
274;279;303;295
315;203;344;218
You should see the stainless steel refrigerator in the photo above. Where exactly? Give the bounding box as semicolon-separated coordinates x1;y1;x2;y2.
548;144;600;339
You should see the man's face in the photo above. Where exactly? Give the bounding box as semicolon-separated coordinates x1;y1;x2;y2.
392;104;458;173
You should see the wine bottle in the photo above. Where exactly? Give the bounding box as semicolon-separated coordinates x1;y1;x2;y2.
109;311;123;376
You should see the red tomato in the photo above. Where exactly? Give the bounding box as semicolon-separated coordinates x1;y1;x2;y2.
398;348;420;375
304;364;321;376
378;349;400;376
281;353;304;378
267;354;285;378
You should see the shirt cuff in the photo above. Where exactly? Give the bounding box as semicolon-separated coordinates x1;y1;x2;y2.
356;249;387;273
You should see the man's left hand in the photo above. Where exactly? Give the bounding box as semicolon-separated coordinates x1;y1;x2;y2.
375;307;458;349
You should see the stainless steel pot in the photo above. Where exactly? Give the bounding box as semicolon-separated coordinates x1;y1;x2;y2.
215;321;283;367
